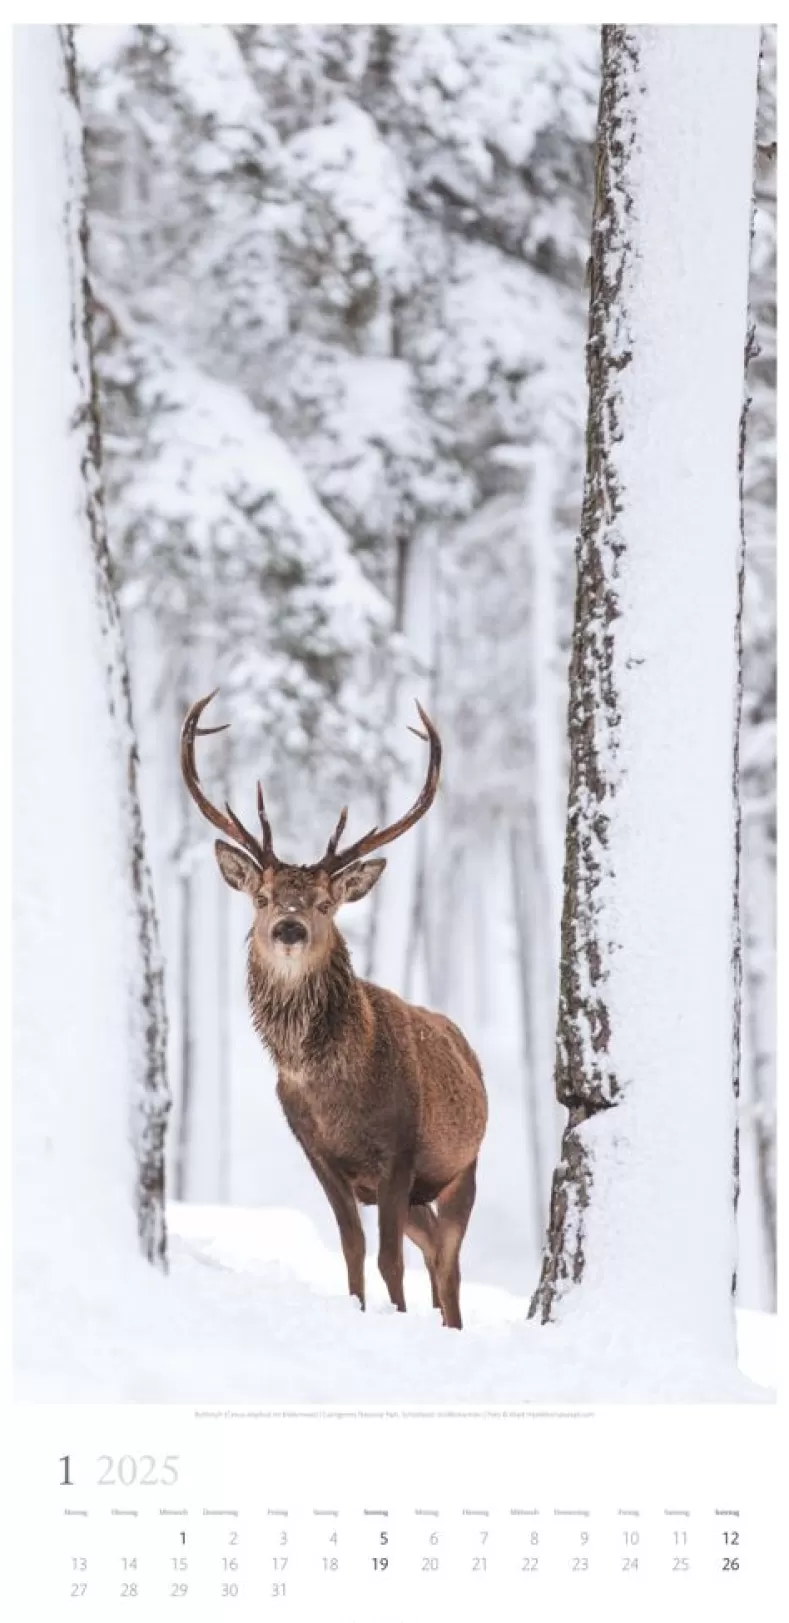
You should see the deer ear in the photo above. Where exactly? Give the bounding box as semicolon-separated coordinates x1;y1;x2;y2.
214;841;260;894
330;859;386;905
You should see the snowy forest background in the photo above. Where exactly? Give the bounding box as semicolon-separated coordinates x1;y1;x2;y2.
76;23;775;1313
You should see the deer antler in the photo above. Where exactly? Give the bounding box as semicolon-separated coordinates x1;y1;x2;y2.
318;700;442;875
180;690;279;871
182;694;441;877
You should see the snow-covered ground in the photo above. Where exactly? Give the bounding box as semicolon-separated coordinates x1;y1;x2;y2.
15;1202;775;1406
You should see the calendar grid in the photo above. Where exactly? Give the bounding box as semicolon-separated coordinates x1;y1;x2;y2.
11;1406;778;1621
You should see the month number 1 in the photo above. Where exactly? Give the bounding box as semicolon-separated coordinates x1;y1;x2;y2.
59;1453;180;1487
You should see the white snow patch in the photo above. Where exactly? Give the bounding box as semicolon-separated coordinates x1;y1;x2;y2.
288;99;409;292
15;1203;775;1405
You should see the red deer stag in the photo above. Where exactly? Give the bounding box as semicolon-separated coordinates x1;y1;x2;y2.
181;692;487;1329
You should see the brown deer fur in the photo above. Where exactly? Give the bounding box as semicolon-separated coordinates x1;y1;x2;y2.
181;694;487;1329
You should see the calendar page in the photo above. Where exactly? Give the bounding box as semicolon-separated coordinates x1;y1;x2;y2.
11;18;779;1623
10;1405;781;1619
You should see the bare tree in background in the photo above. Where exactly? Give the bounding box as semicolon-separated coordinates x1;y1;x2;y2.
216;726;233;1201
173;680;195;1204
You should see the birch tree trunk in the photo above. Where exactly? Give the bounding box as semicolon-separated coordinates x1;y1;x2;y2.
530;27;759;1359
14;25;170;1274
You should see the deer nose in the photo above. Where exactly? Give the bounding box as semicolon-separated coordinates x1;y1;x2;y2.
273;918;308;946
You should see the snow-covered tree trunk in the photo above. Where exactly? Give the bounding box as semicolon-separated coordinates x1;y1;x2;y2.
509;826;549;1245
530;27;760;1359
742;819;776;1288
14;26;170;1282
520;448;568;1207
216;728;233;1201
740;36;777;1306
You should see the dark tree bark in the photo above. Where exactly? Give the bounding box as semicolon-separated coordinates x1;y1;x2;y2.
530;29;637;1319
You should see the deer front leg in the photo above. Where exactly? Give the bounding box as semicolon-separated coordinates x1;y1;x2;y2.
303;1149;366;1310
377;1157;412;1312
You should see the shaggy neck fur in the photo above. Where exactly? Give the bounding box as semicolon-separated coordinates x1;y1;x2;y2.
246;927;360;1071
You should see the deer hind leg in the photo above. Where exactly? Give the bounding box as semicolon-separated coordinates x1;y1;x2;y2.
405;1204;442;1311
434;1159;478;1330
303;1150;366;1310
377;1158;412;1312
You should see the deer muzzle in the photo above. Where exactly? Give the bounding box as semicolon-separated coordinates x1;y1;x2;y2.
272;917;309;946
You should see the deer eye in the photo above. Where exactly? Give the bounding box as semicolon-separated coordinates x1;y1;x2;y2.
316;899;331;915
256;893;270;909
